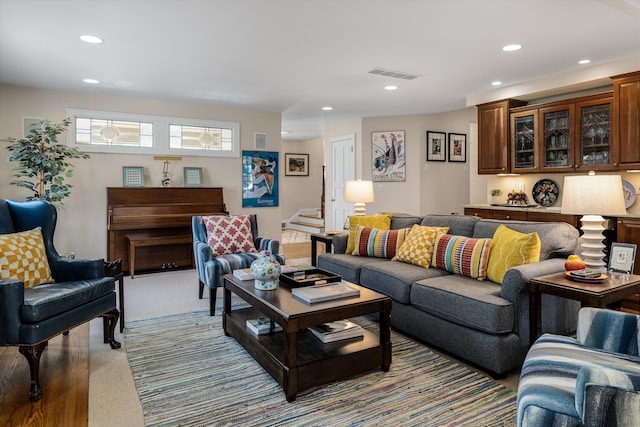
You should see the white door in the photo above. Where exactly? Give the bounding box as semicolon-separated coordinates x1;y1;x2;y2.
329;134;355;231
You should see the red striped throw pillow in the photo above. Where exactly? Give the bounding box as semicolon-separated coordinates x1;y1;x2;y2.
352;226;410;259
431;233;492;280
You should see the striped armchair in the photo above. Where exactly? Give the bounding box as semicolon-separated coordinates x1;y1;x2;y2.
517;307;640;426
192;214;284;315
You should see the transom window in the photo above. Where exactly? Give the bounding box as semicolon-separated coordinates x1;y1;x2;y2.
66;108;240;157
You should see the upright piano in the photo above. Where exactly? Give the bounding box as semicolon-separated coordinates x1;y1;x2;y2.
107;187;227;275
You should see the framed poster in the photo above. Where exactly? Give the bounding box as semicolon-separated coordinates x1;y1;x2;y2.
371;130;405;182
448;133;467;162
242;150;279;208
426;131;446;162
122;167;144;187
609;242;637;274
284;153;309;176
183;167;203;187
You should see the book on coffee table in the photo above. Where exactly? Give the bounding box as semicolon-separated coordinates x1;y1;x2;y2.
233;268;254;281
291;282;360;304
309;320;363;343
246;317;283;336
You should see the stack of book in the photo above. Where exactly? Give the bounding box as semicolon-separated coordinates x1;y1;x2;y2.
309;320;363;343
246;317;283;336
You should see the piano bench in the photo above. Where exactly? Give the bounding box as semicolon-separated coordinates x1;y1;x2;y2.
126;232;193;278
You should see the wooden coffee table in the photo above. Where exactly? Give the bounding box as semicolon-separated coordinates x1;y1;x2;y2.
222;274;392;402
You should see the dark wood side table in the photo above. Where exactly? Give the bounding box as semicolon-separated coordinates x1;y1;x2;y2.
104;259;125;333
310;233;334;266
528;272;640;345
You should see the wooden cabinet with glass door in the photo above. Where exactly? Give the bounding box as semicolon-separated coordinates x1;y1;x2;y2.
511;110;538;173
575;94;613;171
539;104;575;173
612;71;640;170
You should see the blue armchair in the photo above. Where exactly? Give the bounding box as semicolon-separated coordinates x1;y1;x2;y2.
0;199;120;401
192;214;284;315
517;307;640;426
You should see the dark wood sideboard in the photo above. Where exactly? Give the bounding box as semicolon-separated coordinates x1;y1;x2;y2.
107;187;228;275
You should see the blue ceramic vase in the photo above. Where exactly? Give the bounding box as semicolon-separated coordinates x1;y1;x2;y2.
250;250;281;291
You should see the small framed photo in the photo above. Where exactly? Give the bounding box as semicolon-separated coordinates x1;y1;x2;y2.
608;242;637;274
448;133;467;163
183;167;203;187
284;153;309;176
426;131;446;162
122;167;145;187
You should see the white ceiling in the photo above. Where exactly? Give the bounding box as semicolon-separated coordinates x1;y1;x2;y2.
1;0;639;141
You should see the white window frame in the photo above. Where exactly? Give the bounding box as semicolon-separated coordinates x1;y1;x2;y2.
66;108;240;157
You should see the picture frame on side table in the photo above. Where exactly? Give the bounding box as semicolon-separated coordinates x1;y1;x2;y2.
284;153;309;176
122;167;145;187
448;133;467;163
426;131;446;162
183;167;203;187
608;242;637;275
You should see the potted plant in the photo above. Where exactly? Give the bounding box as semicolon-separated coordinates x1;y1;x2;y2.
490;189;503;205
3;118;89;205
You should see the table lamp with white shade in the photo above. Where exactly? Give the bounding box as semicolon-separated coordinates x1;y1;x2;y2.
344;179;375;216
561;172;627;272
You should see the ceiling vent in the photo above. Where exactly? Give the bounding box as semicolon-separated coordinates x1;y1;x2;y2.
368;68;420;80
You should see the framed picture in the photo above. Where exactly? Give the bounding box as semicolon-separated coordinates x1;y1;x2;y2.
608;242;637;274
448;133;467;163
371;130;406;182
122;167;144;187
242;150;279;208
183;167;203;187
284;153;309;176
426;131;446;162
23;117;42;137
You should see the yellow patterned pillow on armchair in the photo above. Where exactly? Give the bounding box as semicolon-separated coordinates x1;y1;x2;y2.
392;224;449;268
0;227;53;287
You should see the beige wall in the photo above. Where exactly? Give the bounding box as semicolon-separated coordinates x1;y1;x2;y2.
280;138;324;219
0;85;283;259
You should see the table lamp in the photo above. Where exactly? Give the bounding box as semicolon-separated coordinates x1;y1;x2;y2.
561;172;627;272
344;179;375;216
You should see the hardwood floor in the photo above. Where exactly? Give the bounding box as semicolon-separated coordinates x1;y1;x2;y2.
0;325;89;427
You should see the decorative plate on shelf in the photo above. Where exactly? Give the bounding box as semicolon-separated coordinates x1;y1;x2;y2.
532;179;559;207
622;179;636;209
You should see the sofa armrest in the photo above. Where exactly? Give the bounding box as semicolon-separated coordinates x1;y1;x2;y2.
576;308;640;355
0;279;24;345
499;258;566;303
331;233;349;254
576;366;640;422
49;258;105;282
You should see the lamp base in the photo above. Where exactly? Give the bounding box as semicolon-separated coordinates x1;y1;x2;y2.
580;215;607;272
352;202;367;216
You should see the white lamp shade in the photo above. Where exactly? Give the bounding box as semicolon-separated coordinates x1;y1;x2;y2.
344;180;375;203
561;174;626;216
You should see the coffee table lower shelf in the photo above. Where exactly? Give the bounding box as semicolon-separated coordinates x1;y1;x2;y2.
224;307;385;401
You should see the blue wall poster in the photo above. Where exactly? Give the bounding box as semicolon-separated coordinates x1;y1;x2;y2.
242;150;279;208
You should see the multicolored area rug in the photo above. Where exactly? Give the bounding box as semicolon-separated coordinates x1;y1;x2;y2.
125;311;517;426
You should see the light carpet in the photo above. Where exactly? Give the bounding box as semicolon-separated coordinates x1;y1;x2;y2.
125;310;517;426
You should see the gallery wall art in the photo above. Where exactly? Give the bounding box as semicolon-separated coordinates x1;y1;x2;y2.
371;130;405;182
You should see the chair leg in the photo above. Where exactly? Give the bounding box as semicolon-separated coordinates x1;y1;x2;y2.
103;308;122;349
209;286;216;316
19;341;47;402
198;280;204;299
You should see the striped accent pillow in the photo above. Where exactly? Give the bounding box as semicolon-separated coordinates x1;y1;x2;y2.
352;226;410;259
431;233;493;280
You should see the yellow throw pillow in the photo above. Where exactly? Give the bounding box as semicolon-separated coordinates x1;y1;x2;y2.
486;224;541;284
392;224;449;268
0;227;53;287
346;214;392;254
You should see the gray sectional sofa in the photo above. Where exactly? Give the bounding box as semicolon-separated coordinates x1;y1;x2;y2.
317;214;581;376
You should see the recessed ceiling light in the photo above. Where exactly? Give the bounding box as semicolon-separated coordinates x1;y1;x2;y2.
502;44;522;52
492;81;502;86
80;35;103;44
384;85;398;91
83;78;100;84
322;106;333;111
578;59;591;65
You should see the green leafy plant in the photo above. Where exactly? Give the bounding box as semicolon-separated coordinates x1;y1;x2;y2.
3;118;89;205
490;189;503;196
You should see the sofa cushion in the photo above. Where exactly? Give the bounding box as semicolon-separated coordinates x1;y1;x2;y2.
202;215;257;257
431;233;493;280
0;227;53;287
473;219;578;260
421;214;480;237
352;226;410;258
360;260;450;304
345;214;393;254
316;253;387;284
410;275;514;334
487;224;540;284
392;224;449;268
390;213;423;230
21;277;115;322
